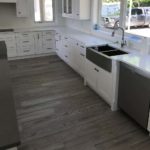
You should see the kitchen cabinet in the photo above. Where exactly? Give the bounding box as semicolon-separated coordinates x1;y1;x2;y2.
55;32;63;58
0;0;17;2
85;59;99;91
0;34;17;58
34;32;43;54
16;0;28;17
34;30;56;54
16;32;35;56
61;36;70;63
62;0;73;18
85;49;114;106
62;0;90;20
97;66;113;105
42;31;56;53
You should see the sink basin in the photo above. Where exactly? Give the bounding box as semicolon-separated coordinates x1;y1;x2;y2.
102;50;128;56
91;45;116;52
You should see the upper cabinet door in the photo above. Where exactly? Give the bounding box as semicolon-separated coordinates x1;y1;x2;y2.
62;0;73;18
62;0;90;20
16;0;29;17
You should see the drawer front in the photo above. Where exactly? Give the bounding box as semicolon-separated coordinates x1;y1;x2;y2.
86;48;112;72
43;31;55;36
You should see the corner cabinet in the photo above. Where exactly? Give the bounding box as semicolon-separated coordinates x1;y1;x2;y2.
16;0;29;17
62;0;90;20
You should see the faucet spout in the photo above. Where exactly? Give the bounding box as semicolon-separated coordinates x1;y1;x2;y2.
112;21;126;48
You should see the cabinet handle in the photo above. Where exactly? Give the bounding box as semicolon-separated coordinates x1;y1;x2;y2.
47;48;52;50
56;40;59;42
24;50;30;52
65;55;68;58
80;53;85;57
23;41;29;43
37;34;40;40
94;68;99;72
76;43;79;46
47;39;52;41
65;45;68;48
65;37;68;40
80;45;85;49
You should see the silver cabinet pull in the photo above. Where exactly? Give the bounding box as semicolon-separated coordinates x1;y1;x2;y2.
23;40;29;43
80;45;85;48
23;50;30;53
80;53;85;57
94;68;99;72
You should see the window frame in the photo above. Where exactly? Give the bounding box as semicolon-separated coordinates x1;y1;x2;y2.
97;0;123;30
34;0;55;23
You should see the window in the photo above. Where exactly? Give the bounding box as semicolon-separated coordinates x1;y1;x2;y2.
99;0;121;28
125;0;150;36
34;0;54;22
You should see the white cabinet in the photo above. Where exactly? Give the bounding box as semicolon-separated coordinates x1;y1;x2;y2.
85;59;99;91
85;59;113;106
16;0;28;17
0;34;17;58
34;30;56;54
76;42;86;76
0;0;16;2
97;66;113;105
42;31;56;53
62;0;73;18
16;32;35;56
55;32;63;58
62;0;90;20
34;32;43;54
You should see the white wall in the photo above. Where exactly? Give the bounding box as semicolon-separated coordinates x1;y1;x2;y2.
0;0;65;29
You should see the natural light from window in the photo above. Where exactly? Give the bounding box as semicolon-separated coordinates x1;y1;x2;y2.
100;0;121;28
34;0;54;22
126;0;150;37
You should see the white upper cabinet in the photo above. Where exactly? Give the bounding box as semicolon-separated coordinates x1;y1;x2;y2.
16;0;29;17
62;0;90;20
0;0;16;2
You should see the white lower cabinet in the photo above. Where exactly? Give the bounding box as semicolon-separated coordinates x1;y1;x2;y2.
55;32;114;108
86;59;113;106
76;42;86;76
34;31;56;54
42;31;56;53
85;59;98;91
55;34;86;77
16;32;35;56
97;66;113;105
0;34;17;58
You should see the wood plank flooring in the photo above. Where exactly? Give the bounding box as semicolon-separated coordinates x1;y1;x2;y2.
9;55;150;150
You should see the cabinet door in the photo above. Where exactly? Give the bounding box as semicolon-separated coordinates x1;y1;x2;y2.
85;59;98;91
72;0;80;19
16;33;34;56
0;34;17;58
42;31;56;53
34;32;43;54
97;68;113;105
76;43;86;76
16;0;28;17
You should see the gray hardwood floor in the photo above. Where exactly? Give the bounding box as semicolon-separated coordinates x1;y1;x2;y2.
9;55;150;150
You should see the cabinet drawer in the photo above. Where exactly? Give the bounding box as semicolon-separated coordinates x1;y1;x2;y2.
43;31;55;36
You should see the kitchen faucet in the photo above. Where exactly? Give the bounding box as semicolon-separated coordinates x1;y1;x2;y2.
112;21;126;48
